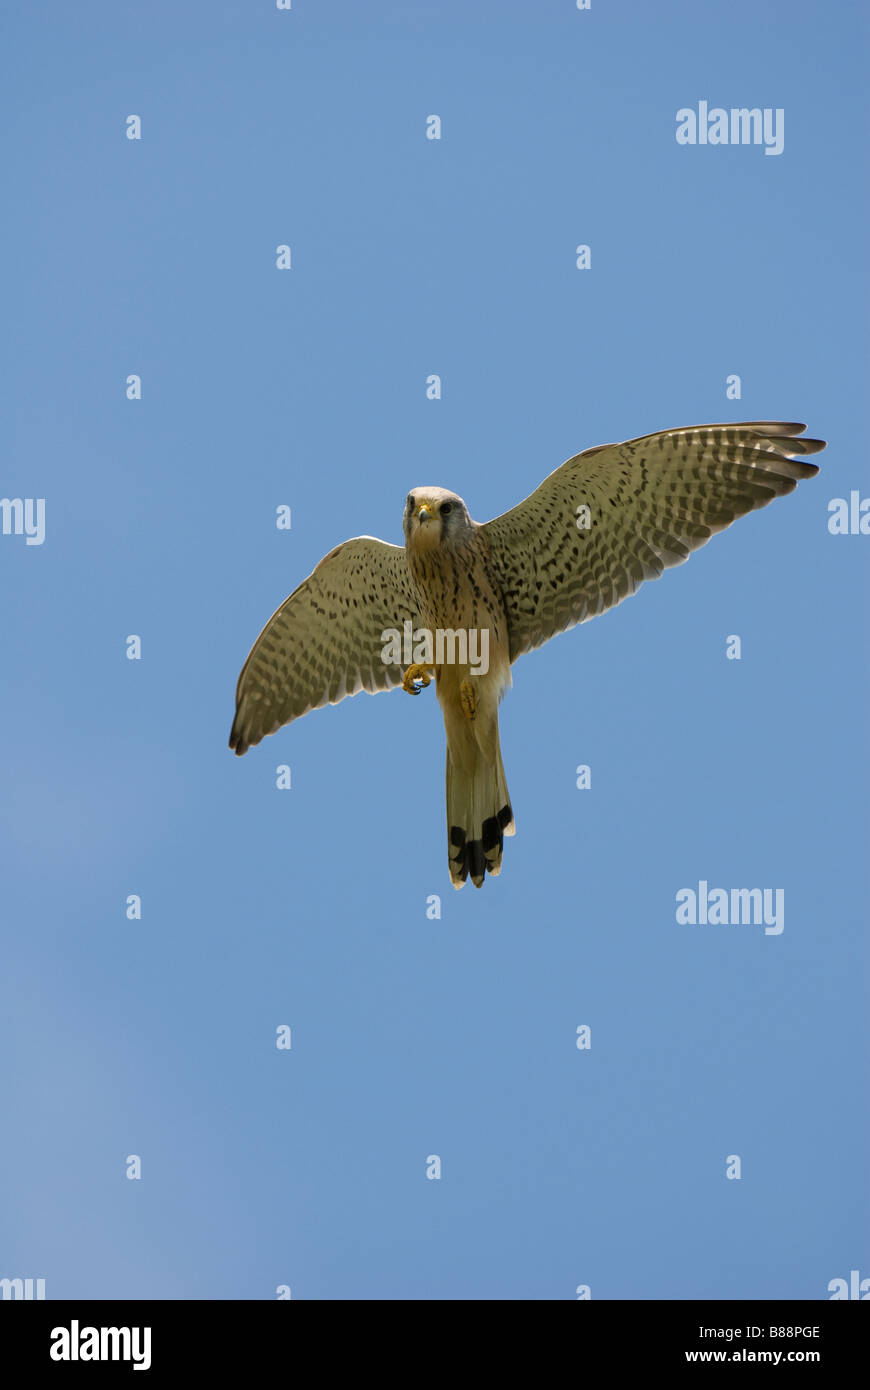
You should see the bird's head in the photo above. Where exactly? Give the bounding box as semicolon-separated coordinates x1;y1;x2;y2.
403;487;472;551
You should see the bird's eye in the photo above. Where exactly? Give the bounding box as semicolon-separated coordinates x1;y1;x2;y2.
406;495;415;511
440;502;453;516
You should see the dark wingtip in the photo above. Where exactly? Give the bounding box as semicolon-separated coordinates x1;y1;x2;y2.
228;721;248;756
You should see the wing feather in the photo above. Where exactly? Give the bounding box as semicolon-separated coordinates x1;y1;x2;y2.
482;422;826;661
230;537;419;754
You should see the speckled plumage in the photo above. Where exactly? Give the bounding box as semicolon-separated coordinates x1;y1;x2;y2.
482;421;825;659
229;537;420;755
230;421;825;887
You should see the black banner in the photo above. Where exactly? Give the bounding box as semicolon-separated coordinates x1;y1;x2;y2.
1;1299;864;1374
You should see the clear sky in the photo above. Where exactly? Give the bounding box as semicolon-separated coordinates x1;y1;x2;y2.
2;0;866;1300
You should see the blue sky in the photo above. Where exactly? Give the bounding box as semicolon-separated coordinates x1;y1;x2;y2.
1;0;866;1299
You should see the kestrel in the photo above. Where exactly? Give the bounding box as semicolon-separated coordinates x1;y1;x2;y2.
230;421;825;887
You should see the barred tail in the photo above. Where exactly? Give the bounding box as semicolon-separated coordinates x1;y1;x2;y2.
446;738;514;889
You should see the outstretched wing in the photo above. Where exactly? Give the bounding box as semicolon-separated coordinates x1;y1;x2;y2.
230;537;419;754
482;421;826;662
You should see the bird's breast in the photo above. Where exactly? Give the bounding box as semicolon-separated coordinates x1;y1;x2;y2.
409;545;506;635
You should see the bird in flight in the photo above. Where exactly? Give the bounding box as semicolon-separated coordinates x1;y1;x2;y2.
230;421;825;888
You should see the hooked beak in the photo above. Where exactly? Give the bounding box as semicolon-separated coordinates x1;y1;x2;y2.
416;504;434;523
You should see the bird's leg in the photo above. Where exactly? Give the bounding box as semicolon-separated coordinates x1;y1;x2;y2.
460;678;477;721
402;662;435;695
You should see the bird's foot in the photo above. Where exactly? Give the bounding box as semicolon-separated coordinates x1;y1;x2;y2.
460;678;477;721
402;662;434;695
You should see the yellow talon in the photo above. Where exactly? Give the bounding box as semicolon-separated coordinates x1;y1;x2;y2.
460;678;476;720
402;662;434;695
